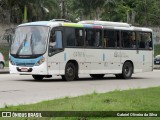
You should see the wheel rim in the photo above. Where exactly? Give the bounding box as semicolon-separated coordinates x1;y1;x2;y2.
0;63;3;69
123;62;133;78
66;66;74;77
124;66;130;75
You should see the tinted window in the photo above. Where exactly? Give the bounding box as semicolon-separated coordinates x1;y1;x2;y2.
49;30;63;56
65;28;75;46
121;31;136;48
137;32;152;49
85;29;102;47
65;27;84;47
104;30;116;48
75;29;84;46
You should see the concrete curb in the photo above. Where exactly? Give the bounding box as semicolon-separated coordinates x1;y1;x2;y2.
0;71;9;74
0;67;9;74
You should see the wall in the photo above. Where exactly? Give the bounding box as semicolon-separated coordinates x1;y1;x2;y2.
0;23;17;46
151;27;160;44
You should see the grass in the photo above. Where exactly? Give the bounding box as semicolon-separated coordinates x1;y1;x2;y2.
0;87;160;120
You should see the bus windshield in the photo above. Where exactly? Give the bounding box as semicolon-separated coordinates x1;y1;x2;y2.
11;26;49;56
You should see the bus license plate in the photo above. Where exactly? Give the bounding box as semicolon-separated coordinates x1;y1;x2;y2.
21;68;28;72
156;61;159;64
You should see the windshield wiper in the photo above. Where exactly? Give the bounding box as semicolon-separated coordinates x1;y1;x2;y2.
16;34;27;56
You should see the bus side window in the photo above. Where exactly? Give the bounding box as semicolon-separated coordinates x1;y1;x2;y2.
129;32;136;48
122;31;130;48
146;32;152;49
115;31;120;48
103;32;108;48
149;33;152;49
49;30;63;56
138;32;147;49
75;29;84;46
95;30;102;47
85;29;94;47
106;30;115;48
65;27;75;46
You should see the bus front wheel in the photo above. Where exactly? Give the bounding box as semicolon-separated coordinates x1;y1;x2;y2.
62;62;76;81
32;75;44;80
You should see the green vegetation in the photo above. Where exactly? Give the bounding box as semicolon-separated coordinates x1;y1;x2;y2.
0;87;160;120
1;0;160;26
154;44;160;56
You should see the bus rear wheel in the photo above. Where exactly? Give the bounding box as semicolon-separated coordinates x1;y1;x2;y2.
32;75;44;80
90;74;105;79
122;62;133;79
62;62;76;81
115;62;133;79
115;74;123;79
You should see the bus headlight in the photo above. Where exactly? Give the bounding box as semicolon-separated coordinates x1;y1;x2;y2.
35;57;45;66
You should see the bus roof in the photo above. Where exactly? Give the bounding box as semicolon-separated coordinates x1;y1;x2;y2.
18;20;152;32
78;20;131;27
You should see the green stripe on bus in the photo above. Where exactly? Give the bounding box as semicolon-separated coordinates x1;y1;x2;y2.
63;23;83;27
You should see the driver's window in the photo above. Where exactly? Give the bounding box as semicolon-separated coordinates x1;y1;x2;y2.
49;31;56;48
49;30;63;56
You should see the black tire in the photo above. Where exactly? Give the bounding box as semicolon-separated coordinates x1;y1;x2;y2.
0;62;4;69
90;74;105;79
32;75;44;80
121;62;133;79
115;74;123;79
62;62;76;81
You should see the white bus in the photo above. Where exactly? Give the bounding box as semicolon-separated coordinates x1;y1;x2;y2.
9;20;154;81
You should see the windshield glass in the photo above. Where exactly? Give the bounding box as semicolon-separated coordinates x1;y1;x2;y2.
11;26;49;56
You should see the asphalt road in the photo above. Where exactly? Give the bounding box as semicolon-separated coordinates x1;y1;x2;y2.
0;70;160;108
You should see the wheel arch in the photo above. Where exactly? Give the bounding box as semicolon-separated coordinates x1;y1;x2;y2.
67;59;79;73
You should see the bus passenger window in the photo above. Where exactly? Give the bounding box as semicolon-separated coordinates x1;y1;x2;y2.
94;30;102;47
103;34;107;48
121;31;136;49
146;33;152;49
85;30;94;47
105;30;115;48
75;29;84;46
130;32;136;48
138;32;152;49
65;28;75;46
84;29;102;48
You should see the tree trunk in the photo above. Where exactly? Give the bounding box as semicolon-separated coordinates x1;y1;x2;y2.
23;5;28;23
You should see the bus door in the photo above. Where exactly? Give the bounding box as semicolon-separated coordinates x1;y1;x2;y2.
103;30;122;73
83;29;104;74
48;28;63;75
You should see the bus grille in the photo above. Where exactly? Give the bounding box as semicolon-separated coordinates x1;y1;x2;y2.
16;63;35;67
